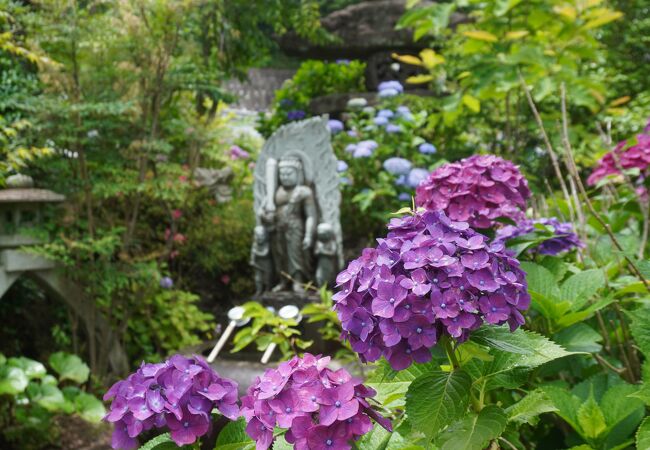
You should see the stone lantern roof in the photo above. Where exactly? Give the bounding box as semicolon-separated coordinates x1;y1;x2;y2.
0;188;65;204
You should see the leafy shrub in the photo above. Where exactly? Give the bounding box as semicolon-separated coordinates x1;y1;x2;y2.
258;59;366;137
0;353;104;450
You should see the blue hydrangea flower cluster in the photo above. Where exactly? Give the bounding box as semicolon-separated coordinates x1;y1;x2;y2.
345;140;379;159
104;355;239;449
328;119;344;134
333;210;530;371
494;217;583;256
241;353;391;450
383;157;412;176
377;80;403;98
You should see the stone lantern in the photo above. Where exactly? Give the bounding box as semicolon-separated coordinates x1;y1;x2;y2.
0;174;129;375
0;174;64;295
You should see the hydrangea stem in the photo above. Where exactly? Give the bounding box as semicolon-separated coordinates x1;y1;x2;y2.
442;337;460;370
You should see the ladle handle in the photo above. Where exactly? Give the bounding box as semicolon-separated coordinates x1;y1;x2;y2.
207;320;236;363
260;342;277;364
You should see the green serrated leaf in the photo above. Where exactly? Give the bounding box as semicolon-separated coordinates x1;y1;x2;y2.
637;417;650;449
577;393;607;440
48;352;90;384
366;360;437;408
435;405;507;450
138;433;177;450
214;418;255;450
471;326;579;368
554;323;602;353
405;369;471;439
27;382;66;411
560;269;605;310
627;308;650;358
505;390;558;425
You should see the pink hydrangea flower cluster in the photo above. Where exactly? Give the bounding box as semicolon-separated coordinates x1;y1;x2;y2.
241;353;391;450
333;210;530;371
415;154;531;228
587;131;650;186
103;355;239;449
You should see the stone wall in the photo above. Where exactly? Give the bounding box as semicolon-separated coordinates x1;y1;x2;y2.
224;68;296;112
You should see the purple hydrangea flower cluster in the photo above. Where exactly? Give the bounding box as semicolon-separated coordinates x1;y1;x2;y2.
415;154;531;229
229;145;250;160
333;210;530;371
287;110;306;121
241;353;391;450
494;217;583;256
104;355;239;449
587;130;650;186
159;276;174;289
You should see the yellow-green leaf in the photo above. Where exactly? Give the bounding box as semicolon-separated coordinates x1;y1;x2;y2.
462;94;481;113
505;30;529;40
458;71;471;80
420;48;445;69
554;5;577;21
583;9;623;29
462;30;497;42
406;74;434;84
392;53;422;66
610;96;631;106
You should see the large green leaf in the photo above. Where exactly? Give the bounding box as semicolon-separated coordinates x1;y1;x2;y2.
636;417;650;450
214;418;255;450
471;326;578;368
505;390;558;425
627;308;650;357
138;433;177;450
356;425;422;450
554;323;602;353
542;385;583;431
0;365;28;395
366;360;437;408
49;352;90;384
75;391;106;422
7;357;47;380
26;382;66;411
435;405;507;450
560;269;606;310
405;369;471;439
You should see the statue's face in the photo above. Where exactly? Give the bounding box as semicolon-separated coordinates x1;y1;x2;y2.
279;167;299;188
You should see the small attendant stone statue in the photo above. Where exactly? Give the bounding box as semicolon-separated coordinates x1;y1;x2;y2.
314;222;338;287
250;225;273;296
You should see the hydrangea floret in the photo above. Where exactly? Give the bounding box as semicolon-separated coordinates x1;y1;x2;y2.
383;157;412;176
415;154;531;228
103;354;239;449
494;217;583;256
241;353;391;450
333;210;530;370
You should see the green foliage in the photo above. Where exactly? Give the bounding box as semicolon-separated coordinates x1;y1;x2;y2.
258;59;366;137
213;418;255;450
0;353;103;450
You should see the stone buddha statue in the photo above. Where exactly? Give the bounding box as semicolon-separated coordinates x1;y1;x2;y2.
260;155;317;293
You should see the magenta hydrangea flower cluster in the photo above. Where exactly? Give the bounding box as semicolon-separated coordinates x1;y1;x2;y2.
333;210;530;371
415;154;531;229
241;353;391;450
587;131;650;186
494;217;583;256
103;355;239;449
